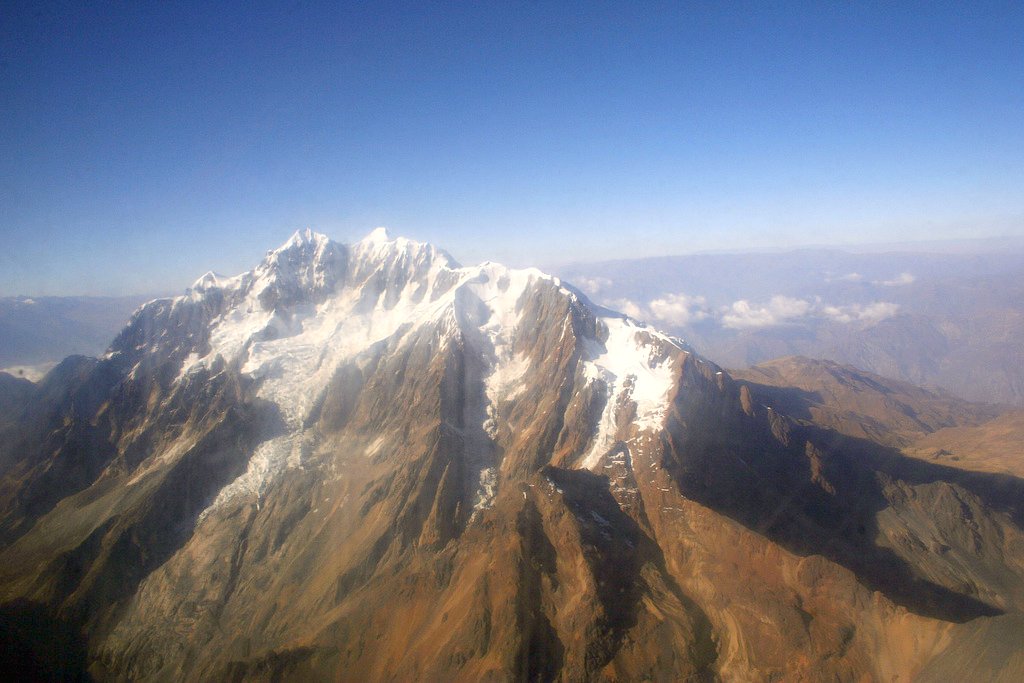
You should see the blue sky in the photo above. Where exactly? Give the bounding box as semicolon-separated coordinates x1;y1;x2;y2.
1;1;1022;295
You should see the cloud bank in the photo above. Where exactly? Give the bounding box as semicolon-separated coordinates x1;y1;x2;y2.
575;276;613;296
601;291;900;330
876;272;915;286
826;272;864;283
821;301;901;324
721;296;812;329
608;293;709;327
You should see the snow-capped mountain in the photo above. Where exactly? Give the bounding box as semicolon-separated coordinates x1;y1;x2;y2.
111;228;686;519
1;230;1023;681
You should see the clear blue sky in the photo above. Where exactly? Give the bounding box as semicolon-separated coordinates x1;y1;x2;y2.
2;1;1022;295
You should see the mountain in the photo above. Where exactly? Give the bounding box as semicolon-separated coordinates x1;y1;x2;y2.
1;230;1023;681
554;248;1024;406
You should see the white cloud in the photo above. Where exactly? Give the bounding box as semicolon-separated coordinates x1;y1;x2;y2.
826;272;863;283
604;293;709;327
821;301;901;324
574;276;612;295
821;305;854;324
876;272;915;286
607;297;645;320
647;293;709;326
858;301;901;322
721;296;812;329
607;291;900;332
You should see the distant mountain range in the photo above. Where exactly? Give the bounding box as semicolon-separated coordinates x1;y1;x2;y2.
1;231;1022;680
555;246;1024;405
0;295;154;378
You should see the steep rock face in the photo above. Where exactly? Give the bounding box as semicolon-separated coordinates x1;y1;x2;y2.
1;230;1023;681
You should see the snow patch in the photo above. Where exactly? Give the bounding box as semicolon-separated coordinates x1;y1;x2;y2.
200;430;315;518
473;467;497;512
580;317;679;470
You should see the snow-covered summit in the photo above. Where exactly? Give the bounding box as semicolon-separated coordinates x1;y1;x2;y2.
351;228;458;289
241;228;343;309
116;228;690;511
361;226;392;245
284;226;328;248
179;228;461;313
174;228;516;419
190;271;226;293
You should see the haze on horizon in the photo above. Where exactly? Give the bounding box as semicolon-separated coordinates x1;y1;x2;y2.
2;1;1022;296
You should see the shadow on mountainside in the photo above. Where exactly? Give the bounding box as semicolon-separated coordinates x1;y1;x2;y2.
662;383;1024;623
0;374;286;669
733;382;823;422
0;599;93;682
55;399;285;634
543;467;718;679
0;356;123;548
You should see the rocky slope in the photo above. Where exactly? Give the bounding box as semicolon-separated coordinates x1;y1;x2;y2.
904;411;1024;479
732;356;1024;480
730;356;1003;449
1;230;1023;681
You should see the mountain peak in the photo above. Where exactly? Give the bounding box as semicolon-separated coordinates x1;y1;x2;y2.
351;227;460;273
189;270;224;292
361;226;393;245
246;230;344;309
274;228;331;253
